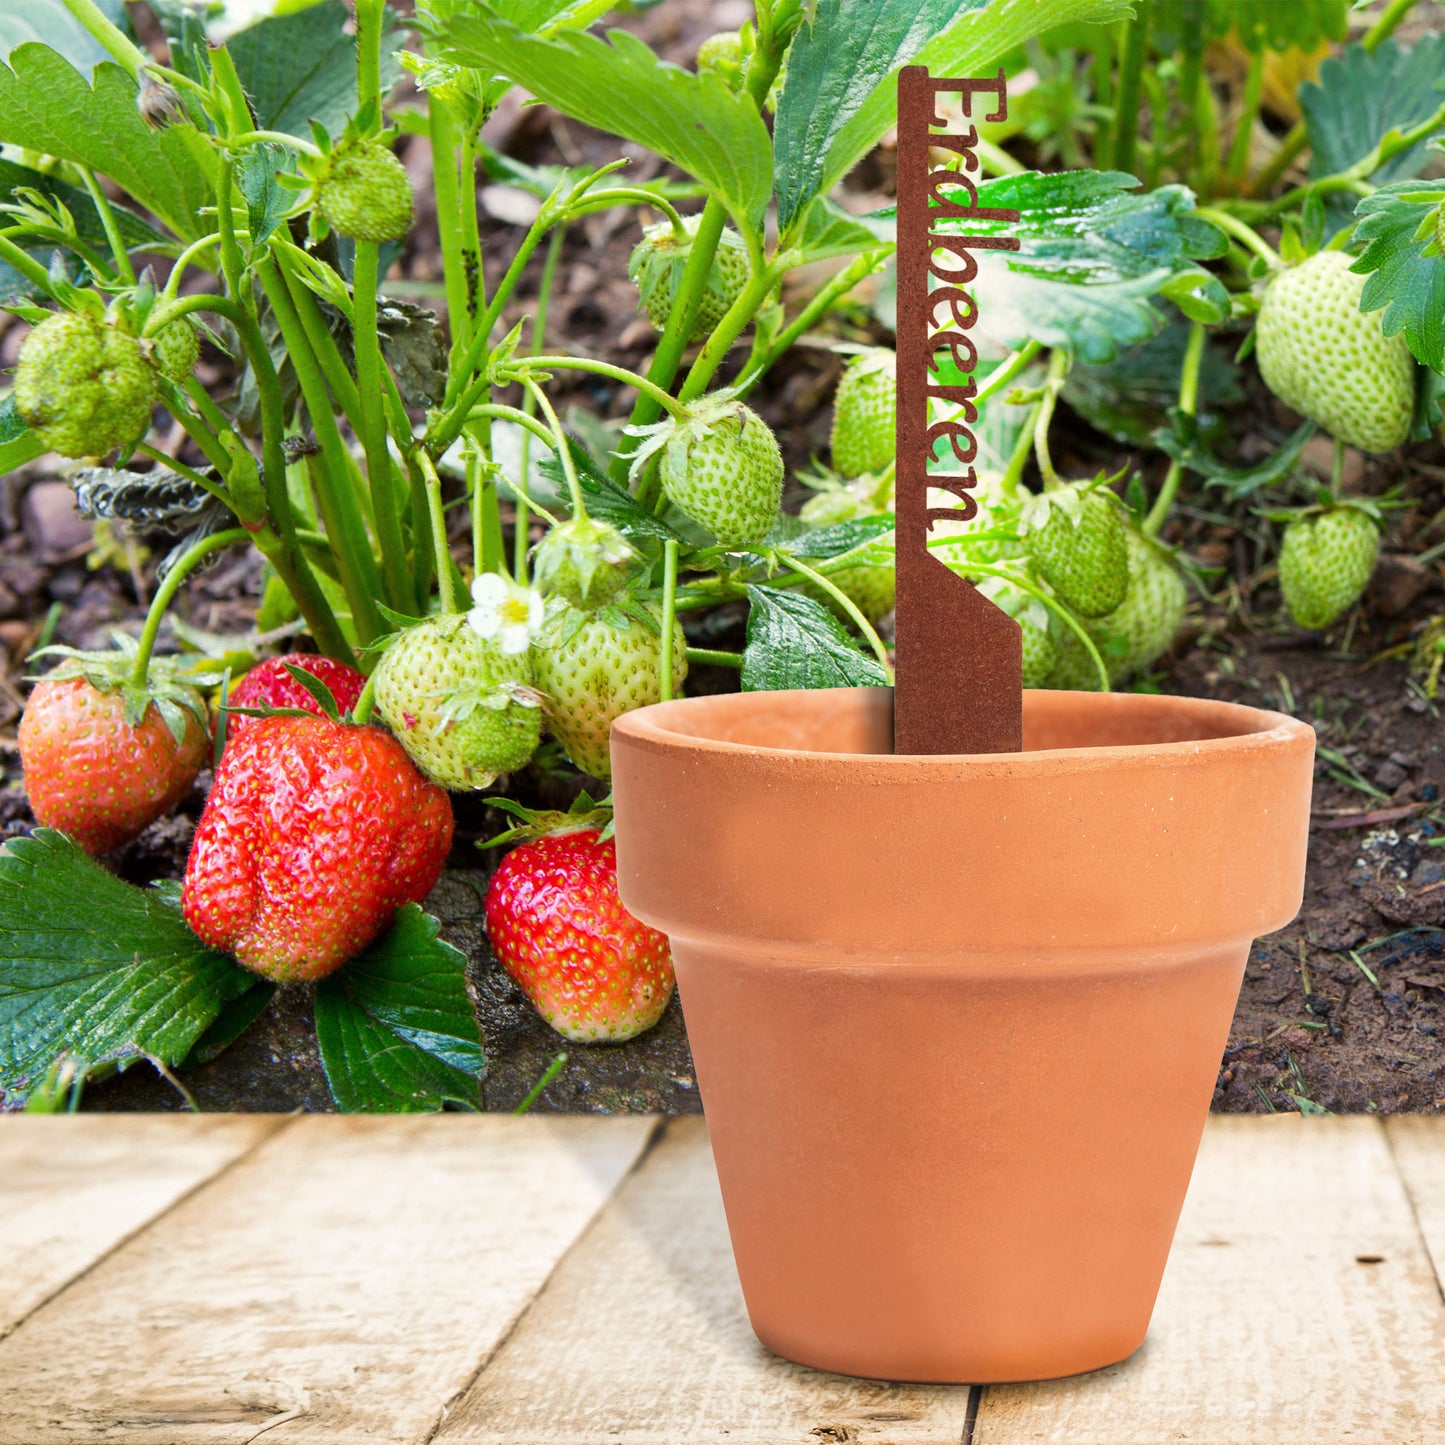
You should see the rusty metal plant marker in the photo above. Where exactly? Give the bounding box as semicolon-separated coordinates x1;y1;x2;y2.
892;65;1024;755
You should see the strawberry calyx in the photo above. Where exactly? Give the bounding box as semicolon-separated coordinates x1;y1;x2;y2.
28;632;215;747
530;516;638;610
480;790;614;849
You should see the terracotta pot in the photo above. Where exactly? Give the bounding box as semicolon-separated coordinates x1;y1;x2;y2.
610;687;1314;1384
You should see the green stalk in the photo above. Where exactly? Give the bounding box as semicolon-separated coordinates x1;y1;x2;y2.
775;553;893;681
349;671;378;725
1144;320;1204;537
685;647;742;669
735;248;893;397
522;377;588;523
677;261;784;404
78;168;135;285
1194;206;1280;267
418;450;461;614
458;128;485;338
468;445;505;578
1032;349;1069;490
516;227;565;583
1111;7;1150;177
1092;23;1115;166
129;528;249;684
59;0;146;74
607;197;729;482
659;539;679;703
0;233;57;294
1176;1;1204;183
1225;47;1267;189
256;257;384;643
352;242;415;613
429;101;472;361
355;0;385;123
521;355;688;418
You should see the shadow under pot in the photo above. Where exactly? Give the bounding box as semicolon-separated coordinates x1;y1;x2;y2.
610;686;1315;1384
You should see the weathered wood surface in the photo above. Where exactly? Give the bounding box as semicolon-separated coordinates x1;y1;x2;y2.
1;1115;1443;1445
0;1115;657;1445
0;1115;284;1342
975;1116;1445;1444
436;1116;972;1444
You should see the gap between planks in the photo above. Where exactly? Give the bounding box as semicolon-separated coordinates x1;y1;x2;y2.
0;1113;292;1344
0;1113;660;1445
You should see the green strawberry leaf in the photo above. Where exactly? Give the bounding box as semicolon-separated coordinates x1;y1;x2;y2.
436;10;773;232
0;46;216;241
0;156;165;257
228;0;404;142
806;0;1130;228
0;0;131;75
314;905;484;1113
796;196;895;266
235;144;292;248
540;441;685;543
1350;181;1445;373
0;394;45;474
0;831;256;1107
1064;320;1243;446
1154;416;1317;498
919;170;1227;361
742;583;891;691
178;980;276;1069
1301;36;1445;229
770;514;895;560
773;0;990;231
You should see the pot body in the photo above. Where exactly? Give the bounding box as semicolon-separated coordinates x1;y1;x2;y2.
611;689;1314;1383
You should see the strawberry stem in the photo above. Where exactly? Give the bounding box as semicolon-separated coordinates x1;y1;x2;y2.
1144;321;1205;537
350;673;378;726
660;540;679;702
774;552;894;682
129;528;249;687
1032;349;1070;491
520;356;688;420
520;376;590;525
1195;208;1279;268
418;450;461;614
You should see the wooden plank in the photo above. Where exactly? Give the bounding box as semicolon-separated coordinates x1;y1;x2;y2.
1385;1116;1445;1294
436;1116;972;1445
0;1114;658;1445
974;1116;1445;1444
0;1115;284;1342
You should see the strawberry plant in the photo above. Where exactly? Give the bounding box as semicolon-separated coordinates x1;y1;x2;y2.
0;0;1442;1109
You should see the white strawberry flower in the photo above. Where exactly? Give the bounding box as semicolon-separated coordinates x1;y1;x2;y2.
468;572;543;655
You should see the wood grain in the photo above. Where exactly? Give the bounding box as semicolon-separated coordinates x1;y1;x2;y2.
973;1116;1445;1444
0;1114;658;1445
1385;1116;1445;1291
0;1115;283;1342
436;1116;973;1444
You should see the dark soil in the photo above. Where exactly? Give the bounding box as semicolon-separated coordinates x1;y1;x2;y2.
2;0;1443;1115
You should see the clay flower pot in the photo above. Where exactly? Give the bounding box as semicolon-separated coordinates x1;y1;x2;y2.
611;687;1314;1384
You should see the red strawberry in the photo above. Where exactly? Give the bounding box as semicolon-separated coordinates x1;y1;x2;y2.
485;828;674;1043
19;676;208;855
183;714;453;983
225;653;366;742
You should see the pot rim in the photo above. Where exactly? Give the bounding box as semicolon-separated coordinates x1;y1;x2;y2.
612;686;1311;771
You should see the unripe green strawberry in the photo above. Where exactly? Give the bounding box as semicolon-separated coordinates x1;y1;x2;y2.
533;603;687;780
1278;505;1379;631
696;30;746;88
316;140;413;243
831;348;896;477
1255;250;1415;454
374;613;542;790
531;517;636;609
1045;529;1186;689
1025;483;1129;619
628;215;750;342
148;317;200;384
653;395;783;546
977;578;1056;688
14;311;157;459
